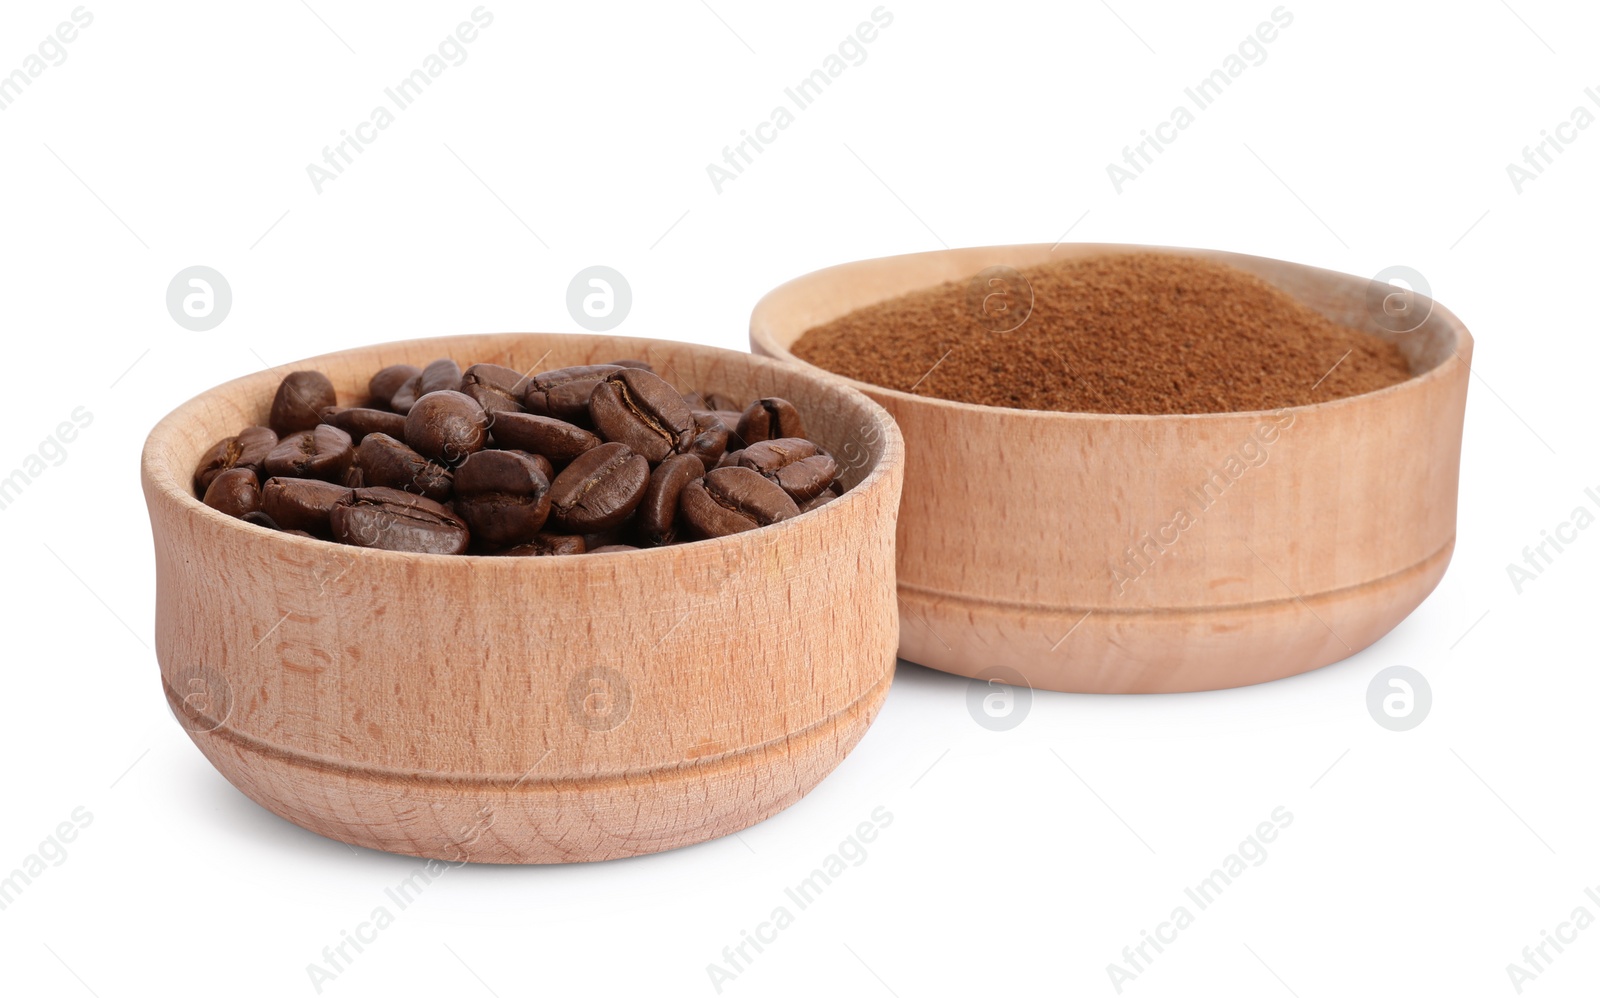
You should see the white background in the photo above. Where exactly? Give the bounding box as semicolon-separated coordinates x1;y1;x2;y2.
1;1;1597;995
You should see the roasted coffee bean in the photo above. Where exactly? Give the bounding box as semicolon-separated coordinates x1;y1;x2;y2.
196;361;838;554
331;487;470;555
193;425;277;493
636;453;704;546
488;411;601;462
459;362;529;415
368;364;421;409
797;490;838;513
736;438;838;499
264;425;355;482
354;433;452;501
735;397;805;445
546;441;650;533
678;467;801;538
202;467;261;518
588;368;696;463
452;450;551;546
260;478;352;534
404;390;488;465
504;450;555;481
521;364;622;418
320;405;407;442
771;455;838;502
710;409;748;445
498;532;587;556
688;411;730;471
735;437;818;474
270;371;338;435
418;358;463;396
389;372;424;414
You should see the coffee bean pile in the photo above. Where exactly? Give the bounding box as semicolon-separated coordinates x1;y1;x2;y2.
192;358;844;555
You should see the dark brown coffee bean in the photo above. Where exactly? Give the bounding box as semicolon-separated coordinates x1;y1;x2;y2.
241;510;280;530
503;450;555;481
520;364;623;417
269;371;337;435
260;478;352;535
331;487;470;555
735;438;840;501
368;364;421;409
716;448;744;469
418;358;462;396
498;533;587;556
193;425;277;493
770;454;838;502
589;544;639;553
488;411;601;462
688;412;730;472
452;450;551;546
355;433;452;501
710;409;749;447
404;390;488;465
264;425;355;482
588;368;696;463
735;397;805;445
678;466;800;539
459;363;529;415
320;405;407;442
546;441;650;533
342;464;365;488
389;372;424;414
736;437;819;475
797;490;838;513
202;467;261;518
636;453;705;546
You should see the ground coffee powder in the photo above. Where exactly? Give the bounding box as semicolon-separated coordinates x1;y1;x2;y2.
791;252;1413;414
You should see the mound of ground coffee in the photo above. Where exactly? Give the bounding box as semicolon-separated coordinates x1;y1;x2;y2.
791;252;1413;414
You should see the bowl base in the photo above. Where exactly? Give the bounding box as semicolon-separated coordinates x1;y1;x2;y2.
169;667;892;863
897;539;1453;694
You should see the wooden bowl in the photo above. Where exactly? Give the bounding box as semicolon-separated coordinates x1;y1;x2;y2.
141;333;903;863
751;244;1471;693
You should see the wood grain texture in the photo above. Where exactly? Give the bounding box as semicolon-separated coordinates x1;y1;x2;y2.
141;333;904;863
750;244;1472;693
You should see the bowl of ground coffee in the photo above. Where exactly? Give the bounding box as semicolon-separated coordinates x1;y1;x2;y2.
751;244;1471;693
141;332;903;862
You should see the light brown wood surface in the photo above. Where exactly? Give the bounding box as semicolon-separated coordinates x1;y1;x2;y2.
141;333;904;863
751;244;1472;693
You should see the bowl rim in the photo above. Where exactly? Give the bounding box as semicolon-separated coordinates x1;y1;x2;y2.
750;242;1476;423
141;331;906;565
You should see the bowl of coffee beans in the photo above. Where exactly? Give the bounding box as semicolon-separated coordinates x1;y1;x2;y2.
141;333;903;862
752;244;1472;693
